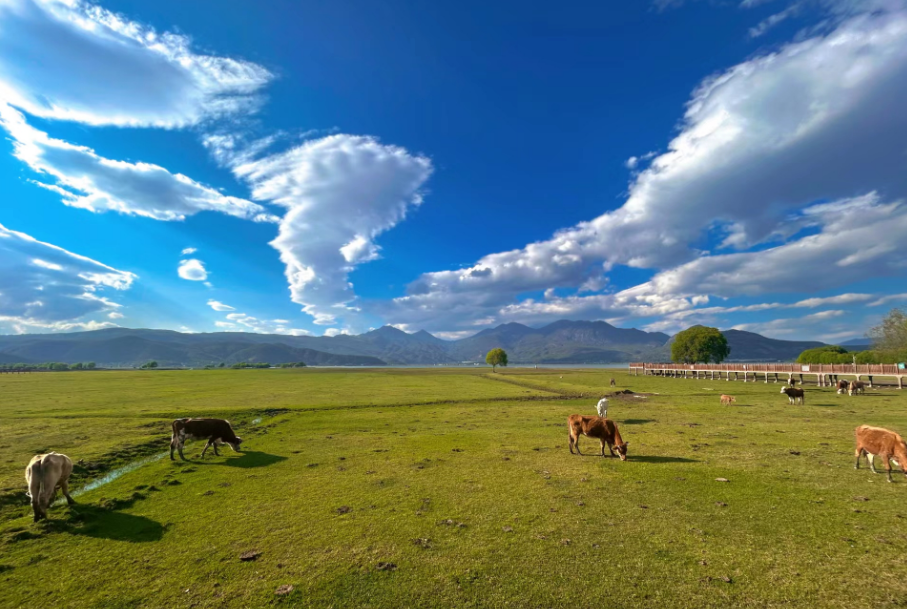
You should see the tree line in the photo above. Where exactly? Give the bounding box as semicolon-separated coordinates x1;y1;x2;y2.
0;362;97;371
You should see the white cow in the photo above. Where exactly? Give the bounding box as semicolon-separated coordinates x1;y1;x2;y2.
25;452;75;521
596;397;609;418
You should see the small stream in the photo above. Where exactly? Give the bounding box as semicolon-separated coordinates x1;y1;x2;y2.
55;452;168;504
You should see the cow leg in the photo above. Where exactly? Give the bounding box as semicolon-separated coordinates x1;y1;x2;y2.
201;439;213;458
884;455;893;482
178;440;188;461
855;447;863;469
600;439;606;457
61;478;75;505
868;452;878;474
170;436;177;461
213;439;221;456
574;435;582;456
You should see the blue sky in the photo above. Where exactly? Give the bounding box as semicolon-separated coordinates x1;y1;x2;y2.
1;0;906;342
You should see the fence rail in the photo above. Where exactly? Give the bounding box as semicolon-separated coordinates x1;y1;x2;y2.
628;362;905;388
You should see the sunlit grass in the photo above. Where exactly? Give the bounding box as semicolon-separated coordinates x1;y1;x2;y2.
1;368;906;608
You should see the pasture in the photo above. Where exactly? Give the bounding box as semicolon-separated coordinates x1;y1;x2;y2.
1;367;907;608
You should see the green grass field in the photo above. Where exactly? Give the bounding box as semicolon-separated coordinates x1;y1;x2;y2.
2;368;907;608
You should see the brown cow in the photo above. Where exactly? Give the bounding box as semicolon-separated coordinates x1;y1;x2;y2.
567;415;628;460
780;386;805;405
849;380;866;396
170;418;243;461
720;394;736;405
854;425;907;482
610;378;616;387
25;452;75;522
836;379;850;394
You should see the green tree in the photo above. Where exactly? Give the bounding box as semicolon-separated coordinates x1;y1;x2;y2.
141;360;159;369
869;308;907;354
671;326;730;364
485;348;508;372
86;362;96;369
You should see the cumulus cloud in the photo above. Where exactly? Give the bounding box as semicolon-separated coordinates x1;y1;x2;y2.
0;0;271;128
178;259;207;281
0;221;135;333
0;105;278;222
385;8;907;333
230;134;432;326
207;299;235;312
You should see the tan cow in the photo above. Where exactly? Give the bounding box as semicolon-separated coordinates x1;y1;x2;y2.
610;378;616;387
720;394;736;405
25;452;75;522
854;425;907;483
567;415;628;460
836;379;850;394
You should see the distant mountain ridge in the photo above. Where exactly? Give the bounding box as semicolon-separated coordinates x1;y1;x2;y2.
0;320;835;367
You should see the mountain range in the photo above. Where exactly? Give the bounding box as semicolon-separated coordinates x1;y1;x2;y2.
0;321;835;367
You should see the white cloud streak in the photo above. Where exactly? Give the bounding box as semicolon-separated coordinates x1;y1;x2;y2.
0;0;271;128
0;105;278;222
207;299;235;312
0;221;135;333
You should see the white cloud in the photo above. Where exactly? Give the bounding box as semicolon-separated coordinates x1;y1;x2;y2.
214;311;309;335
323;327;350;337
385;8;907;334
230;134;433;327
869;293;907;306
731;309;850;338
748;2;803;37
0;0;271;128
0;105;278;222
107;311;124;319
178;259;207;281
0;221;135;333
207;299;235;312
181;247;197;255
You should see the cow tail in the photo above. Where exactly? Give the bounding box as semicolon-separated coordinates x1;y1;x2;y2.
29;457;43;501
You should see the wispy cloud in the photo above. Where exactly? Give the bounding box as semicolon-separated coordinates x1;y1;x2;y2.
0;221;135;333
0;0;271;128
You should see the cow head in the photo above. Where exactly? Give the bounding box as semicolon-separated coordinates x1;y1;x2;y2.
779;387;789;395
227;437;243;452
614;442;629;461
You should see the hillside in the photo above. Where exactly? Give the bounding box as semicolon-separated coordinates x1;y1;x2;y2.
0;321;833;366
721;330;825;362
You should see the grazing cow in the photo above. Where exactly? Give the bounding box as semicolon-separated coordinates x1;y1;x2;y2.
170;418;242;461
836;379;850;394
596;397;609;418
25;452;75;522
567;415;628;460
849;380;866;396
610;378;616;387
780;386;805;405
720;394;736;405
854;425;907;483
